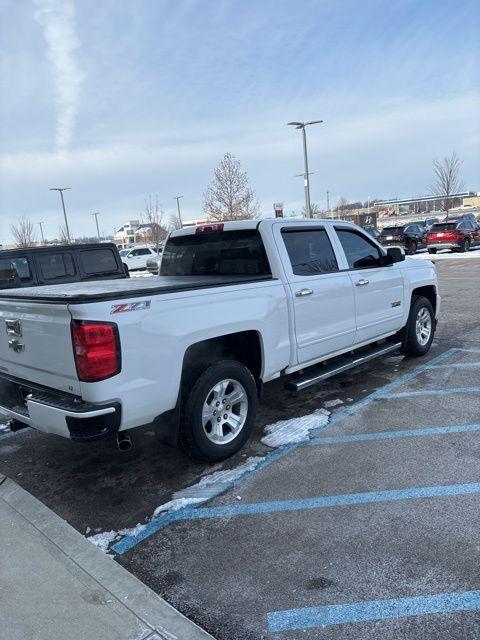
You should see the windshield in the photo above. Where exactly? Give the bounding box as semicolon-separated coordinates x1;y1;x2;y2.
161;230;271;277
381;227;404;234
119;249;129;256
430;223;457;231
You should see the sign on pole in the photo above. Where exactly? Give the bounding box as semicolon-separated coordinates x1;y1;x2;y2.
274;202;284;218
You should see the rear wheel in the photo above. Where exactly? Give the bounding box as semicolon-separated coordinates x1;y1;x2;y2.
401;296;435;357
427;248;437;254
179;359;258;461
408;241;417;255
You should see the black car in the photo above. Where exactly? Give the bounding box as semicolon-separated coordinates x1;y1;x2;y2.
379;223;426;255
0;243;128;290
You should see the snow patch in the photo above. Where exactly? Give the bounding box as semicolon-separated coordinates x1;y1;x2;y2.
261;408;330;448
153;456;264;516
324;398;344;408
87;530;118;553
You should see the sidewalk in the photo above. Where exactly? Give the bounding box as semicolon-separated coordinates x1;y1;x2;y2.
0;473;214;640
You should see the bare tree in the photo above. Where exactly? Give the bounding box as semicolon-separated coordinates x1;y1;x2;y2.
430;152;464;212
168;213;183;231
203;153;259;221
301;202;322;217
141;194;168;253
336;197;349;211
58;225;70;245
10;216;37;247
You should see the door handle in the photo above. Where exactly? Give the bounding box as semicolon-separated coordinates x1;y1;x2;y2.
355;279;369;287
295;288;313;297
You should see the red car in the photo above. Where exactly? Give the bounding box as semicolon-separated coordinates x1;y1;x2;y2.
426;220;480;254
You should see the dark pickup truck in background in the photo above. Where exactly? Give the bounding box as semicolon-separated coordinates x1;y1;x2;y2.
0;243;128;290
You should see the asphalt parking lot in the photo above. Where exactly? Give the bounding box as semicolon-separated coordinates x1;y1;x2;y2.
1;258;480;639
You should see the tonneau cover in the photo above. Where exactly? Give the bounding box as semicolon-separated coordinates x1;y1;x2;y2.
0;274;273;304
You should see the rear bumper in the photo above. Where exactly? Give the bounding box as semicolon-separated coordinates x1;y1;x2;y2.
427;242;459;249
0;375;121;441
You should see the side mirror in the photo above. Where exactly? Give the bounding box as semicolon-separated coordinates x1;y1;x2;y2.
387;247;405;263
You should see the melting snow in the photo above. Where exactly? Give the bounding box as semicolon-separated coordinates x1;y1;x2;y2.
261;408;330;448
153;456;264;516
324;398;344;408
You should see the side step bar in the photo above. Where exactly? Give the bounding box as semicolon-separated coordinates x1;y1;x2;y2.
284;342;403;392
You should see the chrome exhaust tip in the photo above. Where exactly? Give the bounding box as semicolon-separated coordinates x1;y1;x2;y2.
116;432;132;451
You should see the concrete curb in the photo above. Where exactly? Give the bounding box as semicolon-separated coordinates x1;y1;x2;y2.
0;474;215;640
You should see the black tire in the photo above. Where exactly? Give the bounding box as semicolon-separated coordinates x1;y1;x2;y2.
122;263;130;276
459;238;470;253
428;248;437;254
401;296;435;357
179;359;258;462
407;241;417;256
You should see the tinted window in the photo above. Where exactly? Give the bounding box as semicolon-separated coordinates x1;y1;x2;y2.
161;230;271;276
336;229;382;269
381;226;404;235
431;223;457;231
136;248;152;256
38;253;75;280
80;249;119;275
282;229;338;276
0;257;32;287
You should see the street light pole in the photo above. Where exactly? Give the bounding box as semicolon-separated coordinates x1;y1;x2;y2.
92;212;101;240
50;187;72;243
287;120;323;219
38;221;45;244
174;195;183;227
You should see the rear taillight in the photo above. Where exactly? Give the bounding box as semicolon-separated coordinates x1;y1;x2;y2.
72;321;121;382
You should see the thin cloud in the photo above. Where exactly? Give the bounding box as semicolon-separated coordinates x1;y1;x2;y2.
33;0;84;153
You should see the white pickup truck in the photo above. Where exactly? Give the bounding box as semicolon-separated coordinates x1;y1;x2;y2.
0;219;440;461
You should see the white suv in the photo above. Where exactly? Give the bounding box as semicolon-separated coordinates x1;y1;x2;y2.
119;246;159;272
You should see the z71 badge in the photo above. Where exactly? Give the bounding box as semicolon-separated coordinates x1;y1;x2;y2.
111;301;151;314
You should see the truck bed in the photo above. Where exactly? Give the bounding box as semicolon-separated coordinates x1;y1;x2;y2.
0;274;274;304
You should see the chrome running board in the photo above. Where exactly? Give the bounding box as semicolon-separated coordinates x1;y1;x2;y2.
284;342;403;392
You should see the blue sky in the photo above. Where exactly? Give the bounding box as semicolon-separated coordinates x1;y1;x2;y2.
0;0;479;241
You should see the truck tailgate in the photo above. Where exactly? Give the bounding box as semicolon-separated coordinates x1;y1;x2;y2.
0;301;80;395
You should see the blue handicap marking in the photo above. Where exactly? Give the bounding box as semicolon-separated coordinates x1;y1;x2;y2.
268;589;480;632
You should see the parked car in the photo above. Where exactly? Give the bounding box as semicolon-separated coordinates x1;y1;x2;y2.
0;243;128;290
362;227;380;240
444;213;477;224
426;220;480;253
424;217;439;230
146;247;164;275
119;245;161;272
0;219;440;461
379;223;426;255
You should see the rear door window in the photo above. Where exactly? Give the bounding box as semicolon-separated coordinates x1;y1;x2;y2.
38;253;76;281
80;249;119;274
161;230;271;276
281;228;338;276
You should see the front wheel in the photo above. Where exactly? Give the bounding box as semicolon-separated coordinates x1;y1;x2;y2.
459;238;470;253
401;296;435;357
428;248;437;254
179;360;258;461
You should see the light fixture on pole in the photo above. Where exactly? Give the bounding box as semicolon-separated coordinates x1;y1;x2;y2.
287;120;323;218
38;221;45;244
50;187;72;243
92;212;101;240
173;195;183;227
